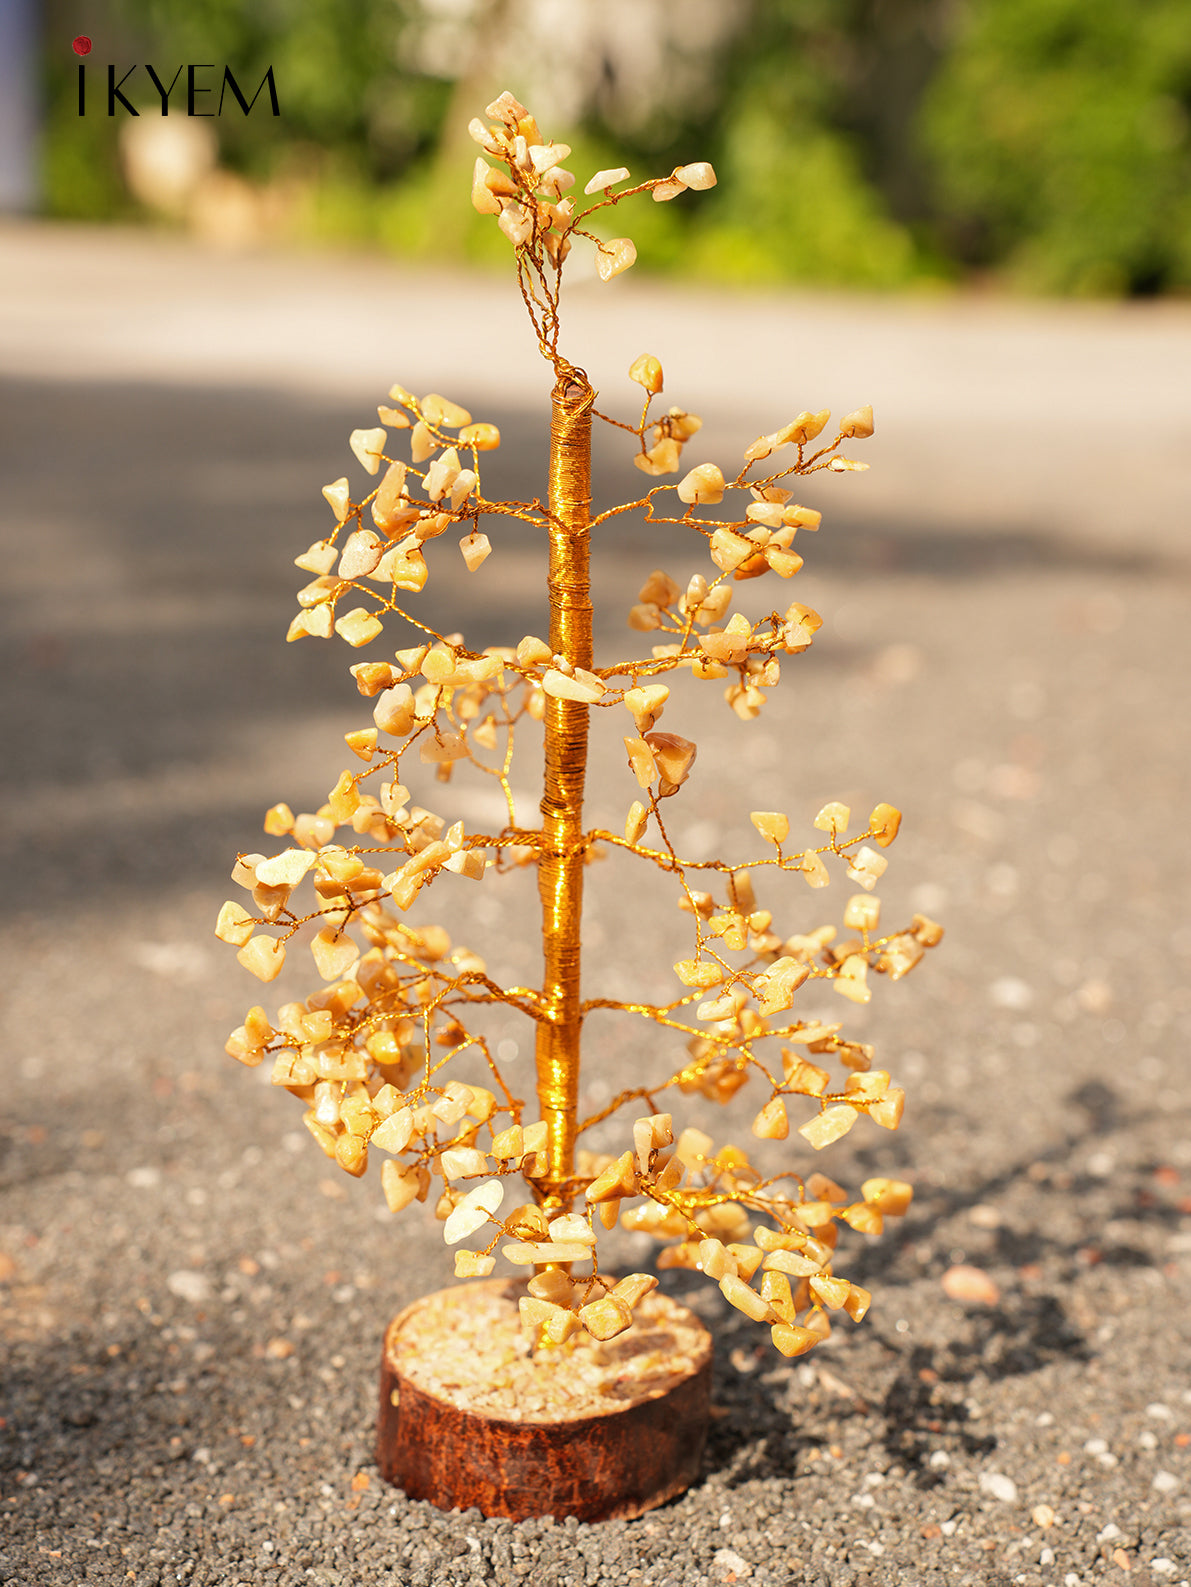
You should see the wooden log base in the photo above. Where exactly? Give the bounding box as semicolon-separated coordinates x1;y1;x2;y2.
376;1279;713;1522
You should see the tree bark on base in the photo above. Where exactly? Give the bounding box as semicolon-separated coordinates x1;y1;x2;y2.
376;1284;713;1522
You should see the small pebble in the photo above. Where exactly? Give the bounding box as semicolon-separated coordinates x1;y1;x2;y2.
942;1264;1001;1306
1152;1470;1179;1494
166;1270;210;1304
991;976;1033;1010
980;1471;1019;1504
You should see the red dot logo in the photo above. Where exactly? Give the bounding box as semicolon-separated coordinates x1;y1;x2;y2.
72;36;92;56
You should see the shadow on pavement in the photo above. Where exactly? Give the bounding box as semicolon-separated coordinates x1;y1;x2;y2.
699;1075;1190;1493
3;372;1183;917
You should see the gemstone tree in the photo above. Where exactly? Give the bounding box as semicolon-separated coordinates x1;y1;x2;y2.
218;88;942;1456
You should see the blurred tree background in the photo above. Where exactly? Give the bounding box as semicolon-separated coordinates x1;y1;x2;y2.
38;0;1191;295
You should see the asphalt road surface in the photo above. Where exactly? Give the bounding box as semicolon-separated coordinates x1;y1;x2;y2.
1;224;1189;1587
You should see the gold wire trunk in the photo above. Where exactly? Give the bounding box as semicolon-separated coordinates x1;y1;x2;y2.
534;372;595;1215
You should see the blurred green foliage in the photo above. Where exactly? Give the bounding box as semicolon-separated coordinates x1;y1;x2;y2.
38;0;1191;295
119;0;445;180
921;0;1191;293
672;0;936;287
